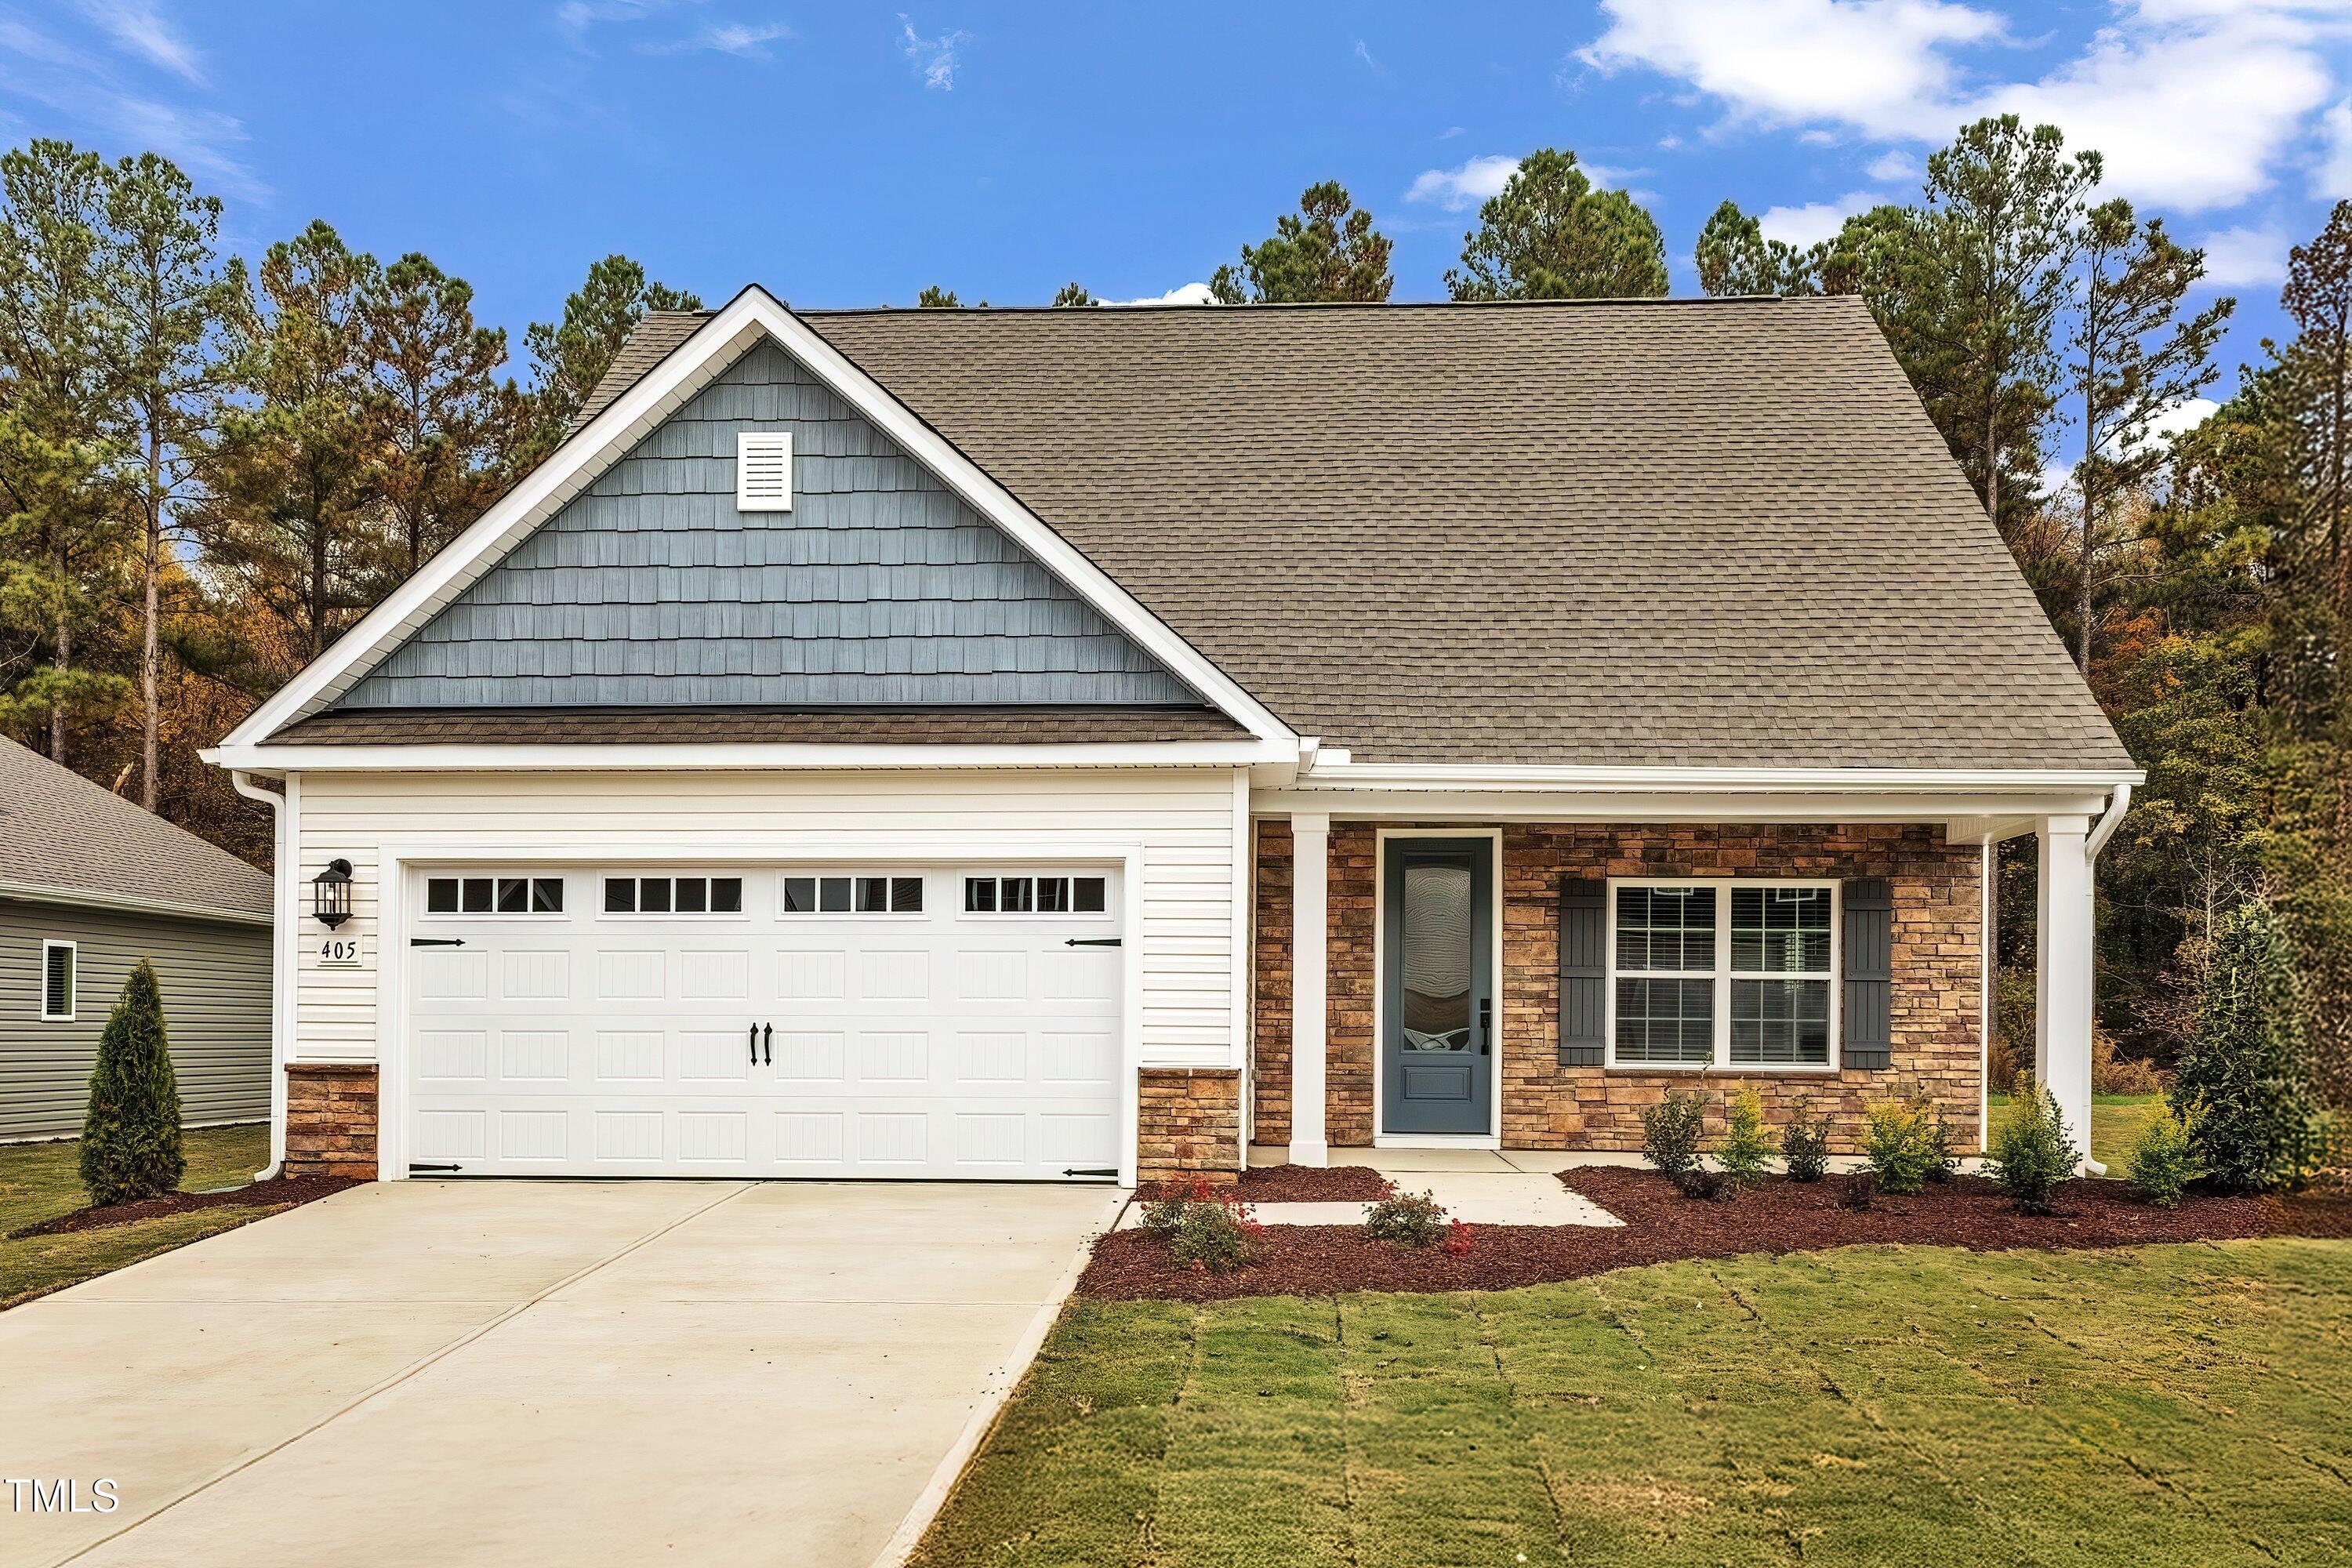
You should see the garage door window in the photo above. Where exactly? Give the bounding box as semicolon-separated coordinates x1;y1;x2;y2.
604;875;746;916
781;874;923;916
964;875;1107;915
426;876;564;916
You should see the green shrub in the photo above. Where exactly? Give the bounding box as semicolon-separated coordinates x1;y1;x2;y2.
1779;1094;1831;1183
1363;1189;1450;1247
2173;899;2330;1192
1715;1085;1773;1190
1860;1098;1940;1195
1923;1107;1962;1184
79;960;183;1207
1985;1076;2080;1214
1640;1085;1708;1181
1677;1167;1727;1201
1141;1178;1258;1273
2128;1102;2205;1209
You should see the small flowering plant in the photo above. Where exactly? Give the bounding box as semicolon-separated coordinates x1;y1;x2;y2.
1440;1218;1476;1258
1140;1176;1260;1274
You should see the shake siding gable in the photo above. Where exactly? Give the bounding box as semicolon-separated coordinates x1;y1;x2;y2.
289;768;1244;1072
333;341;1195;711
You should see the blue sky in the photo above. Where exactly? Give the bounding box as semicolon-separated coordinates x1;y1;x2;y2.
4;0;2348;419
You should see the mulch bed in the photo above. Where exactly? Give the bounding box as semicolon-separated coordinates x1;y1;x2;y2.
1139;1165;1394;1203
7;1174;358;1240
1080;1167;2352;1302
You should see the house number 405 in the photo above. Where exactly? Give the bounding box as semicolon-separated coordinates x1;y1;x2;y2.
318;936;364;967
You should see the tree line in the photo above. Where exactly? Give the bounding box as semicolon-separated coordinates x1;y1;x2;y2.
3;122;2345;1098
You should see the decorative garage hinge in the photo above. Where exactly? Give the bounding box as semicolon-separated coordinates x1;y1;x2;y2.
409;937;465;948
1063;937;1122;947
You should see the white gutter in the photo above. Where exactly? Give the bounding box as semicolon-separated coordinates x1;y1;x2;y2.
228;770;293;1182
1289;761;2147;793
2083;781;2132;861
202;737;1290;775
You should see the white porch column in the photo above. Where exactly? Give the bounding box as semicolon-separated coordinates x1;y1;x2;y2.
1288;811;1330;1167
2034;815;2097;1173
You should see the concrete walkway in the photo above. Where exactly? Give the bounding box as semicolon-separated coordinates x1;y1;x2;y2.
2;1178;1120;1568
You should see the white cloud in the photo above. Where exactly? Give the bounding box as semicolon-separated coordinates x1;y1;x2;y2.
2197;224;2289;289
639;20;793;57
2321;100;2352;200
1404;154;1520;210
1579;0;2347;213
1758;189;1878;248
1438;125;1465;140
0;12;261;198
1105;282;1221;307
1354;38;1377;71
2143;396;2217;445
1866;148;1918;182
78;0;203;85
899;16;967;90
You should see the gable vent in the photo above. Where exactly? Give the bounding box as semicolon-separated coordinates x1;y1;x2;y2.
735;430;793;512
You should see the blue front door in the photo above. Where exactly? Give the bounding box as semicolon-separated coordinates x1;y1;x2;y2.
1380;838;1494;1136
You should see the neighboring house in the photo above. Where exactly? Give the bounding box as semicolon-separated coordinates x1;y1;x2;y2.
204;289;2138;1185
2;738;273;1141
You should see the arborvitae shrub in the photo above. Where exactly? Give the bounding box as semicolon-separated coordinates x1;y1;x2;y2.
2173;900;2330;1192
79;960;184;1206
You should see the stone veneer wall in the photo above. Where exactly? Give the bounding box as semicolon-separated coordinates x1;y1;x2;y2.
283;1062;379;1179
1251;823;1984;1154
1136;1068;1243;1184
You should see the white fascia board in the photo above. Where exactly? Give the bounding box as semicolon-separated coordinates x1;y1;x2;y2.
1299;762;2144;792
222;286;1295;752
204;738;1290;775
1250;787;2118;822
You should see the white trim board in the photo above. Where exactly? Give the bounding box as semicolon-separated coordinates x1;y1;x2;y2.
208;739;1287;774
220;285;1297;753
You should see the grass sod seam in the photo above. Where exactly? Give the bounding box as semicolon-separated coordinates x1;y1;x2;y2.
1472;1297;1579;1565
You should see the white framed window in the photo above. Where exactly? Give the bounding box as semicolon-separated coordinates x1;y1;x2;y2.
425;876;564;916
40;939;75;1022
735;430;793;511
782;873;923;916
963;874;1109;916
604;875;746;916
1606;880;1838;1070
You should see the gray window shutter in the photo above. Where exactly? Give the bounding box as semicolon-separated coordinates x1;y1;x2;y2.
1842;878;1892;1069
1559;877;1606;1065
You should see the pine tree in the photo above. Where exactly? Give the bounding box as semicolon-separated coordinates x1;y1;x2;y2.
1446;150;1666;301
2063;199;2230;673
1693;201;1816;297
522;255;700;452
2172;900;2327;1191
1210;182;1392;304
360;252;515;576
79;959;184;1205
1050;281;1095;307
916;285;960;308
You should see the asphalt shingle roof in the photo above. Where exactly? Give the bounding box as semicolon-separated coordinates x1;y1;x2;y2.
0;739;271;920
578;296;2129;771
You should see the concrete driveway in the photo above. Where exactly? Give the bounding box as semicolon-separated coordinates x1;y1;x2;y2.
2;1178;1121;1568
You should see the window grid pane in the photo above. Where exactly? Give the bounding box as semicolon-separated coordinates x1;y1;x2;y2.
531;878;564;913
711;877;744;913
1731;978;1831;1065
1731;886;1831;975
427;878;459;913
1073;877;1106;913
1613;977;1715;1064
1614;886;1717;971
784;877;816;913
890;877;924;913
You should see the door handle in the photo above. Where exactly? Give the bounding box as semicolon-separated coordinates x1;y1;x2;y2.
763;1023;773;1065
749;1023;758;1064
1479;999;1492;1055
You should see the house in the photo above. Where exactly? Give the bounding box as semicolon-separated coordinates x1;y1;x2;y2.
2;738;273;1141
203;287;2138;1185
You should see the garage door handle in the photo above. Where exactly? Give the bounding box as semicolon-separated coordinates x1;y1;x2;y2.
1064;937;1122;947
749;1023;758;1063
763;1023;773;1065
410;937;464;948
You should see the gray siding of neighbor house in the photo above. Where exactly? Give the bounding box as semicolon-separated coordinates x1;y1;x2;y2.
0;898;270;1141
333;339;1197;710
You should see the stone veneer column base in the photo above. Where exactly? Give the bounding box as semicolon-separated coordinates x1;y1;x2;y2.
284;1063;379;1180
1135;1068;1243;1185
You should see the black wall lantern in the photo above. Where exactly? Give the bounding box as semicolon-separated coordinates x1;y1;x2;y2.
313;858;354;928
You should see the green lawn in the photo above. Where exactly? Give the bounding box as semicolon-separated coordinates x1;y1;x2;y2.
0;1123;275;1309
1988;1092;2165;1170
915;1240;2352;1568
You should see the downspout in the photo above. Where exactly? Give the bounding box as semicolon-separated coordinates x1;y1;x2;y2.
230;770;292;1181
2077;782;2132;1176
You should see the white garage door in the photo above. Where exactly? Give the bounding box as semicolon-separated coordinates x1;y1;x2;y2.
404;865;1124;1180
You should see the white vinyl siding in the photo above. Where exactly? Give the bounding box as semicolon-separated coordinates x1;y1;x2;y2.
290;767;1243;1071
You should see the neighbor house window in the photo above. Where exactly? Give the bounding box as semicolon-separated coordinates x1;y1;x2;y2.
963;875;1107;915
604;876;746;916
40;940;75;1022
780;874;922;916
1609;880;1835;1069
426;877;564;916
